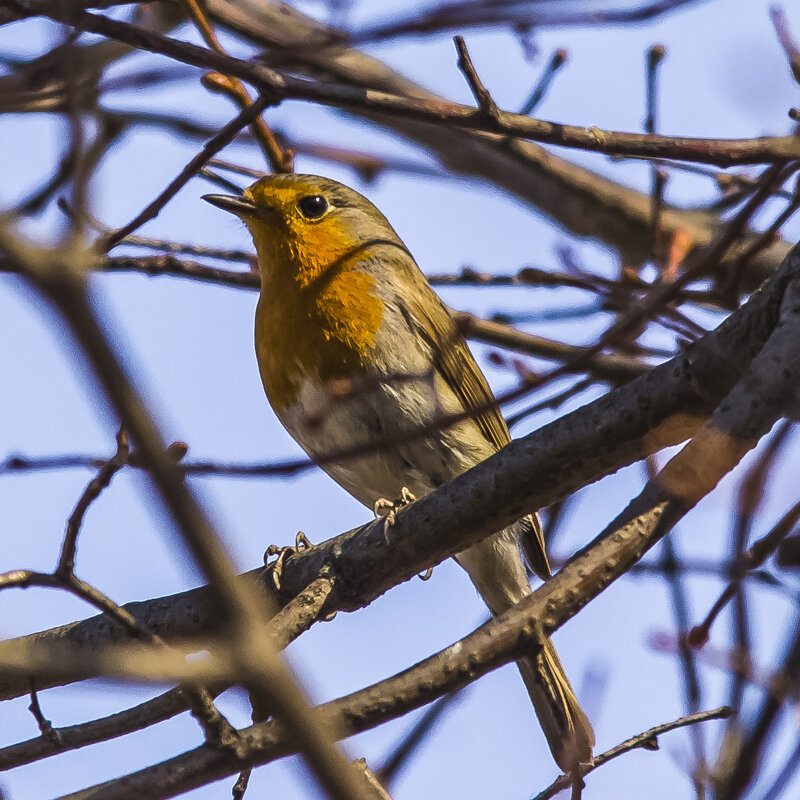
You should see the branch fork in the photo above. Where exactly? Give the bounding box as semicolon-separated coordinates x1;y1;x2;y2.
454;36;501;122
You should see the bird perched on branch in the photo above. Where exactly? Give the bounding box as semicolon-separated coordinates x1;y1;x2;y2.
204;174;594;770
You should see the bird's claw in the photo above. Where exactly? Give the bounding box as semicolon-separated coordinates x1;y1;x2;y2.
373;497;395;520
400;486;417;505
294;531;313;550
373;487;417;526
264;532;313;591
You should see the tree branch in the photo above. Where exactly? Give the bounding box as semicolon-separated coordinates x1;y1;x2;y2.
0;570;333;770
531;706;734;800
1;243;797;703
1;224;375;800
53;262;800;795
19;3;800;168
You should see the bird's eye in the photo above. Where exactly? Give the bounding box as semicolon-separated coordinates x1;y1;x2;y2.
297;195;328;219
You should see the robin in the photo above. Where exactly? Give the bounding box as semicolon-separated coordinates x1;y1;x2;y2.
204;174;594;770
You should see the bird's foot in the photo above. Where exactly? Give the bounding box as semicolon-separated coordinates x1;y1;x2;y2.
263;531;313;591
373;487;417;526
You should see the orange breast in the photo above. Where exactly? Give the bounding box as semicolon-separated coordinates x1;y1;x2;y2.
255;265;384;413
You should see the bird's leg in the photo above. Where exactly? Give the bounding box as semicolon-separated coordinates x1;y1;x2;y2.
263;531;313;590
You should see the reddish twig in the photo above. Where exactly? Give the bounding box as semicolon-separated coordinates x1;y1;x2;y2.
180;0;292;173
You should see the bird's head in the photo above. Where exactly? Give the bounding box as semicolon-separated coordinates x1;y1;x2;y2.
204;174;402;287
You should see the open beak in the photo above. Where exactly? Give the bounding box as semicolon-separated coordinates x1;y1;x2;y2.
202;194;261;218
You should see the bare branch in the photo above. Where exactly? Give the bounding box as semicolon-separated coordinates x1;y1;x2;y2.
0;570;333;770
347;0;706;45
100;95;272;250
53;268;800;794
2;242;796;703
771;5;800;85
519;48;567;116
20;5;800;168
453;36;500;120
4;4;800;796
58;428;128;576
2;221;376;800
531;706;733;800
688;493;800;648
180;0;292;173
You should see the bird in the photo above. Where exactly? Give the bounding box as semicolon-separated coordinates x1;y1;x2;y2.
204;173;594;770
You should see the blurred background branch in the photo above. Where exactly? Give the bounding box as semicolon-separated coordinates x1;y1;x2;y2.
2;1;800;798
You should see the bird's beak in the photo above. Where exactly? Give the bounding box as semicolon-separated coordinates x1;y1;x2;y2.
202;194;261;218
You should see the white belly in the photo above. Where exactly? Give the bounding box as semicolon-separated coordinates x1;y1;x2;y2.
276;376;532;614
276;376;441;506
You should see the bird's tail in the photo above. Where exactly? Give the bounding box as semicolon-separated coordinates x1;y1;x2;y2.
454;529;594;769
517;637;595;771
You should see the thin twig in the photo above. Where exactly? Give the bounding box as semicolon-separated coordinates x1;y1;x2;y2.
199;166;246;193
454;36;500;120
531;707;734;800
58;429;128;576
346;0;700;45
180;0;291;172
33;8;800;167
519;48;567;115
722;175;800;294
100;95;272;250
375;693;462;787
27;685;60;744
771;6;800;85
688;495;800;649
231;768;251;799
506;377;595;429
653;460;707;797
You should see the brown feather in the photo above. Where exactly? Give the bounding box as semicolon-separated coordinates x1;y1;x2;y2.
405;288;510;451
406;286;551;578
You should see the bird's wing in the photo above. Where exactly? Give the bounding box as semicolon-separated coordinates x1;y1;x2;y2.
405;289;510;451
406;285;551;579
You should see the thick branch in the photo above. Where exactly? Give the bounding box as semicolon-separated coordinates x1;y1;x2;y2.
1;243;796;703
54;265;800;796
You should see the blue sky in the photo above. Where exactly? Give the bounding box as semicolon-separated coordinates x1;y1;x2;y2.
2;1;800;797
